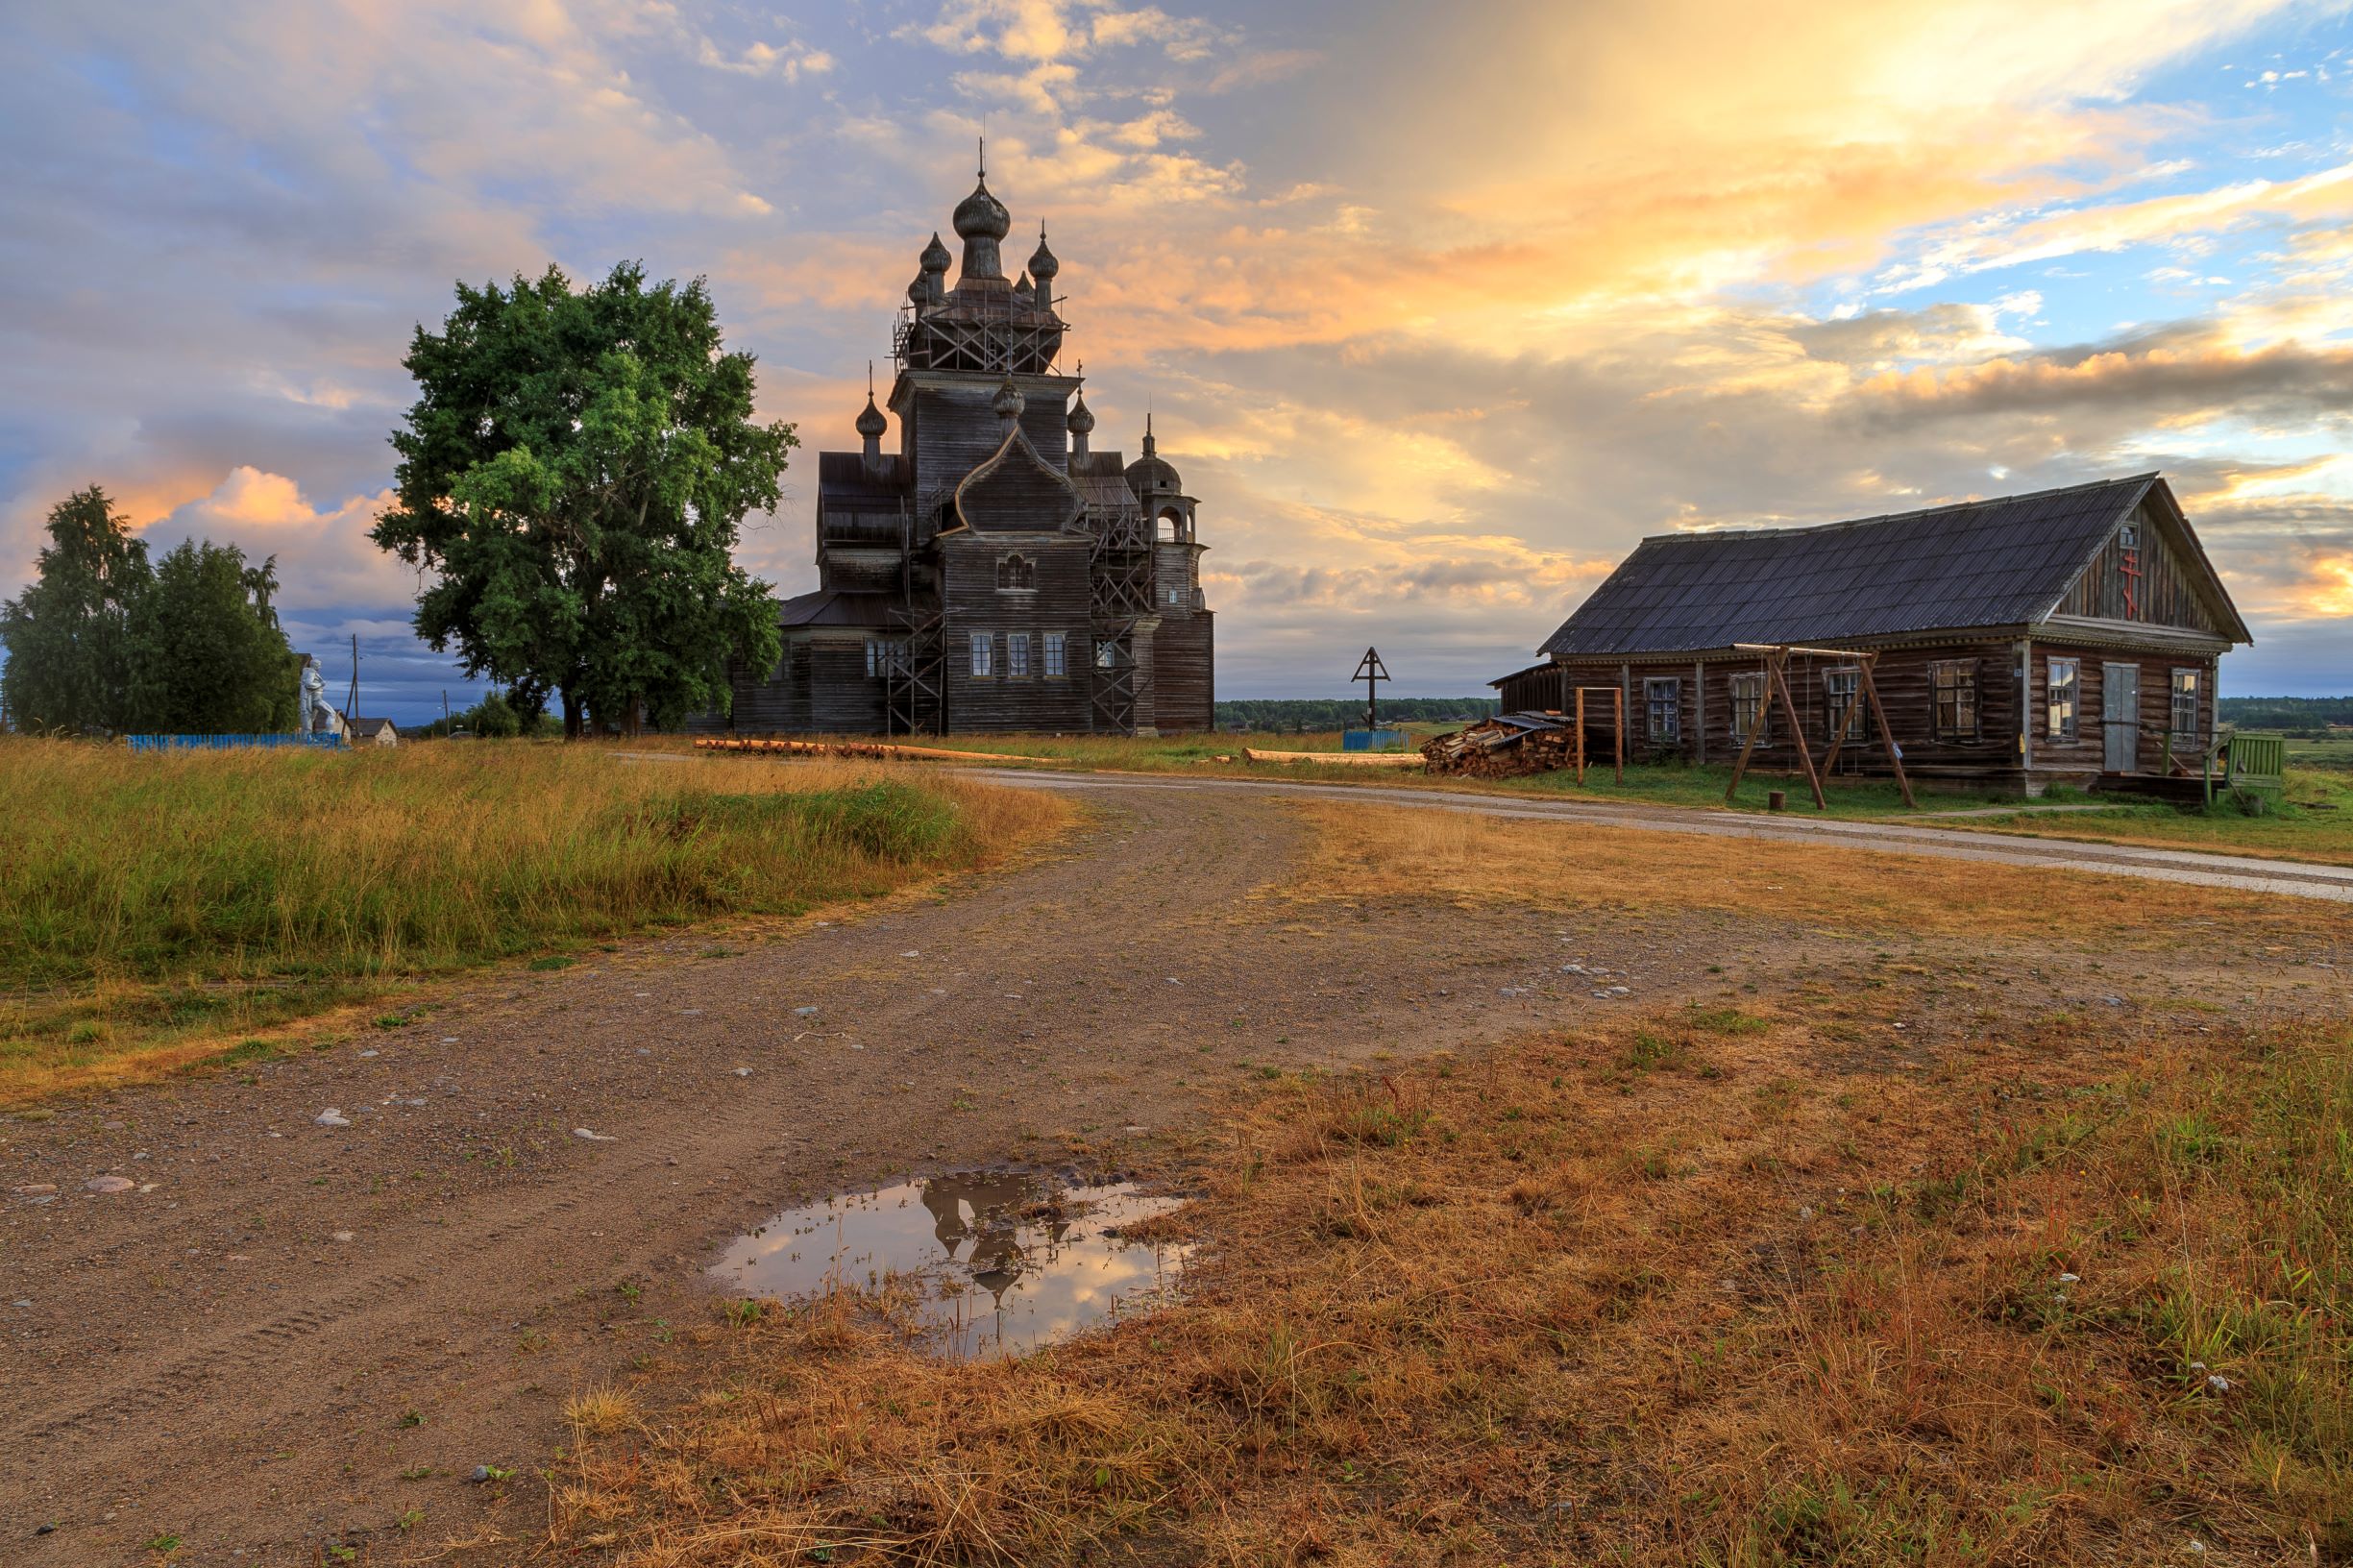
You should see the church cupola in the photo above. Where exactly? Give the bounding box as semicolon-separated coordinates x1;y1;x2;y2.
992;375;1025;435
855;363;889;462
1027;225;1059;308
1066;390;1095;458
917;231;951;304
952;143;1012;282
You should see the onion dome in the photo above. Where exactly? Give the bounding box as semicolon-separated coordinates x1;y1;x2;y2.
1027;225;1059;284
1015;269;1035;306
919;231;952;274
1125;413;1180;493
906;272;930;306
855;393;889;441
992;376;1026;423
1066;393;1094;437
952;176;1010;244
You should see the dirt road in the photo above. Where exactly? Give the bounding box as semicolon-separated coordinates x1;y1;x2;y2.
2;780;2343;1565
1002;770;2353;900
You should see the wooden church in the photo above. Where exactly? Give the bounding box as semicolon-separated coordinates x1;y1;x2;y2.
1494;475;2251;794
708;153;1213;736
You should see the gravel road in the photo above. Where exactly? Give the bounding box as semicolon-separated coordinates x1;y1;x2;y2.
1;778;2342;1565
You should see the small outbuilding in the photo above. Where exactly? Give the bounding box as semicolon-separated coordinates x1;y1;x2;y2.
1495;475;2249;796
346;717;400;747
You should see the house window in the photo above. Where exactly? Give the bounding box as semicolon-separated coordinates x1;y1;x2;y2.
968;633;993;678
1728;672;1768;746
1824;669;1871;742
996;554;1035;591
2047;657;2080;741
1007;632;1031;677
1644;677;1679;744
1095;639;1117;670
1043;632;1066;677
2170;668;2200;743
1930;659;1978;742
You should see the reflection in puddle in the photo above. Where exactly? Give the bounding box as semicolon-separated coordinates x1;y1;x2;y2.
713;1171;1189;1359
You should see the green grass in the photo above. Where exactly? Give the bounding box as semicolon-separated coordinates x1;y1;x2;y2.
0;740;1056;1099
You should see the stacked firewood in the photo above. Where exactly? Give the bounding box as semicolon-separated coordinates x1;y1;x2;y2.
1420;714;1576;777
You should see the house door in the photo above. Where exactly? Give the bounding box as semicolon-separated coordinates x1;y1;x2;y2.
2102;662;2140;772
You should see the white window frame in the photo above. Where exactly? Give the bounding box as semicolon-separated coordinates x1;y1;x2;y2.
1043;631;1066;678
968;633;993;678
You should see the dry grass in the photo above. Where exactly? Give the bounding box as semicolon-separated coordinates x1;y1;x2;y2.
0;739;1067;1101
1285;800;2341;941
547;995;2351;1565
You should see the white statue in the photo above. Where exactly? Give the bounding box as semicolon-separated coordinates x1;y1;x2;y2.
297;655;345;738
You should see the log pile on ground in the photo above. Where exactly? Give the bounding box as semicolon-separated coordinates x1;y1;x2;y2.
1420;712;1575;777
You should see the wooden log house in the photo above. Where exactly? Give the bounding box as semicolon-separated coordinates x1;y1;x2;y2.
699;150;1213;737
1493;475;2251;796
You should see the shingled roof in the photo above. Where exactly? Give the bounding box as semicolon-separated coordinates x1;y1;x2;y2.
1539;474;2242;657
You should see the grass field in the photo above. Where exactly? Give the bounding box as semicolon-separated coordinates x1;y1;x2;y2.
0;739;1066;1101
551;967;2350;1562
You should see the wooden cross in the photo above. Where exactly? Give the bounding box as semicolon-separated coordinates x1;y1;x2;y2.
1353;647;1391;730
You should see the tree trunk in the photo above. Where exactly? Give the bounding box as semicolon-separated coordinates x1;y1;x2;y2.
562;688;583;741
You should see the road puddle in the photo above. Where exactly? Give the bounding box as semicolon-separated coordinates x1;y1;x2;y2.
713;1170;1189;1358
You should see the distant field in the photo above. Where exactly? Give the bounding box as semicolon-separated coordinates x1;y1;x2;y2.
0;739;1066;1100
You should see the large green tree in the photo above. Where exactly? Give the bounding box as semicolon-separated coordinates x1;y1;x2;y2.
121;539;299;734
372;262;792;737
0;486;149;734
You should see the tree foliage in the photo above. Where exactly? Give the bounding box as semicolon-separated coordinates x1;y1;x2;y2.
0;487;298;735
122;540;299;734
0;486;149;734
372;262;792;736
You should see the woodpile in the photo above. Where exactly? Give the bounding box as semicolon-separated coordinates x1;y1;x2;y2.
1420;714;1576;778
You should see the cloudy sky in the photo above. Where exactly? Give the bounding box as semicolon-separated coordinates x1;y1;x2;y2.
5;0;2352;719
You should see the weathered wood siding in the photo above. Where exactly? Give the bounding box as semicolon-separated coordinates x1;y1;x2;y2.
1150;612;1214;732
2025;642;2217;781
2053;502;2219;632
938;531;1093;733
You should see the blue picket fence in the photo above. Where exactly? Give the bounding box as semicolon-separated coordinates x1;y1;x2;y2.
126;733;346;752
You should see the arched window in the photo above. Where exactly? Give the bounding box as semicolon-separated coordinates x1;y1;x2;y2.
996;552;1035;590
1157;510;1185;542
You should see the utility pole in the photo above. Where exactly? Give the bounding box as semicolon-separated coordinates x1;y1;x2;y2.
1352;647;1392;730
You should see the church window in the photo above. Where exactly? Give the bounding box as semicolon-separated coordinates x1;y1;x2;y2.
1044;632;1066;677
996;553;1035;591
969;633;993;678
1095;639;1118;670
1007;633;1031;677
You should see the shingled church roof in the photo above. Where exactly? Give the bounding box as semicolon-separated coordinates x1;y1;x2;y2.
1538;474;2246;657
